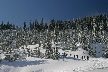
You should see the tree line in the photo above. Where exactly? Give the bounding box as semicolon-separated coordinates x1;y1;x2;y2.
0;14;108;32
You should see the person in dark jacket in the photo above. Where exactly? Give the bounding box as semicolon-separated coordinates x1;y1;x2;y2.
82;56;83;60
74;55;75;58
87;56;89;60
70;54;72;56
76;55;78;59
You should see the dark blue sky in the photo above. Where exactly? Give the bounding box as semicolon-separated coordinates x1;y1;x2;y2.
0;0;108;27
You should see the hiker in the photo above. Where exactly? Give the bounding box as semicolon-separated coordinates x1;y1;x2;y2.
84;56;86;60
87;56;89;60
76;55;78;59
82;56;83;60
74;55;75;58
70;54;72;56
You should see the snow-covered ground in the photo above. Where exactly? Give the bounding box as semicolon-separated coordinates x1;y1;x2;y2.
1;57;108;72
0;43;108;72
87;68;108;72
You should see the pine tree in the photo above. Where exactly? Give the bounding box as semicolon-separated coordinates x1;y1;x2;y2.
23;21;26;30
30;20;32;30
0;21;3;29
32;21;35;30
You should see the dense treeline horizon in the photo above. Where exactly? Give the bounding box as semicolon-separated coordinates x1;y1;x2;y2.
0;14;108;32
0;14;108;62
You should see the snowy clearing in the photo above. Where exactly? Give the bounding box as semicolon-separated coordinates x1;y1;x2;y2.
0;44;108;72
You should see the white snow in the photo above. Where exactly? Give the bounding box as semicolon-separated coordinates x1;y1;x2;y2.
87;68;108;72
0;43;108;72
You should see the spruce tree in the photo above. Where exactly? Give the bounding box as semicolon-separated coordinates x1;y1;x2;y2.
23;21;26;30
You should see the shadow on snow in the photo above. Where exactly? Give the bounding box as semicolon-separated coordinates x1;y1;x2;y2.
2;60;48;67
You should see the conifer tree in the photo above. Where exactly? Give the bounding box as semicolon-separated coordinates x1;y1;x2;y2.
23;21;26;30
1;21;4;30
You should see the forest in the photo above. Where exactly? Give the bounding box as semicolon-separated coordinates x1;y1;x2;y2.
0;14;108;62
